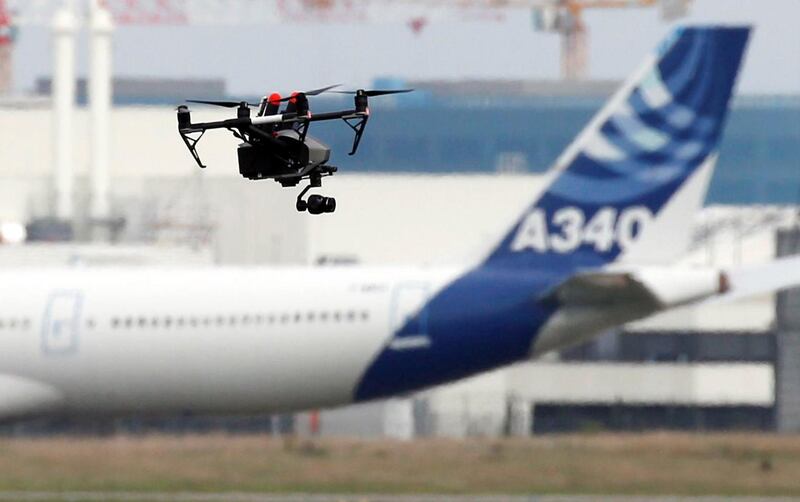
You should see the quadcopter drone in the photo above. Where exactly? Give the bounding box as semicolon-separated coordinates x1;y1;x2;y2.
176;85;412;214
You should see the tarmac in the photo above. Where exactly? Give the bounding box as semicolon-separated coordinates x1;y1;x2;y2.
0;494;794;502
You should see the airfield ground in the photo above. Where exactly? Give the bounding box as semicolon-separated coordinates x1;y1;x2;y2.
0;433;797;497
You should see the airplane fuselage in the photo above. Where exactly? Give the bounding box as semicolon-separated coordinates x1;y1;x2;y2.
0;266;558;418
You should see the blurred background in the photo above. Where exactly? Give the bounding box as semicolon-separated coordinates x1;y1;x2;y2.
0;0;799;439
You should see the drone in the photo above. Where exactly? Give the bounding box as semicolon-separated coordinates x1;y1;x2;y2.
176;85;412;214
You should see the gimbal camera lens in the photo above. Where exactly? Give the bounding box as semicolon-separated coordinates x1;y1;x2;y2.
307;195;325;215
305;195;336;215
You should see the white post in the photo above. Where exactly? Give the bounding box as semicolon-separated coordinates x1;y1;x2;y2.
89;0;114;226
383;398;415;440
51;5;77;221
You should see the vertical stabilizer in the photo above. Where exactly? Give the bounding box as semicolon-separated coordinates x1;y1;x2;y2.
485;26;751;272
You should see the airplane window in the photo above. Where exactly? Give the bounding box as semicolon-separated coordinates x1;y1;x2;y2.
333;312;341;322
112;318;120;328
216;316;224;326
164;317;173;328
268;315;275;324
243;315;251;325
280;314;289;324
124;318;133;328
347;311;356;322
151;318;159;328
229;316;237;326
307;312;315;322
22;319;30;329
361;311;369;321
138;317;147;328
294;313;302;323
177;318;185;327
202;317;210;327
320;312;329;322
189;318;198;327
255;314;264;324
86;319;95;329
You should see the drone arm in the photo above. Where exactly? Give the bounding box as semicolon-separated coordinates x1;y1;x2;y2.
181;116;250;132
184;110;358;132
179;113;294;159
307;110;361;122
304;109;370;156
251;114;294;126
181;111;300;134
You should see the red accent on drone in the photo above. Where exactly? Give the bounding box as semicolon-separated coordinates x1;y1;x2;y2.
408;17;428;35
268;93;282;105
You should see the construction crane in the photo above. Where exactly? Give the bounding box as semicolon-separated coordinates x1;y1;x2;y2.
529;0;692;80
379;0;692;80
4;0;691;90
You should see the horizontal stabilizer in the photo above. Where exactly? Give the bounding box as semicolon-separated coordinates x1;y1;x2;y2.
534;266;726;356
544;271;658;307
712;254;800;304
545;267;725;309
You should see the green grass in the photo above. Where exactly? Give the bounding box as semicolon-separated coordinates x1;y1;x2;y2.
0;433;797;496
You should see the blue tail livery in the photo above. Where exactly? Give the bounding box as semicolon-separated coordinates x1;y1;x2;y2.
354;26;751;401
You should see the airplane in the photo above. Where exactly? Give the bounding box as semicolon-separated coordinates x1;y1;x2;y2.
1;25;799;420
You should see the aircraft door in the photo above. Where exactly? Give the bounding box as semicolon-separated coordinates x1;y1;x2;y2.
41;291;83;355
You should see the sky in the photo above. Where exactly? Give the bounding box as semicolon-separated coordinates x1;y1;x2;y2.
10;0;800;96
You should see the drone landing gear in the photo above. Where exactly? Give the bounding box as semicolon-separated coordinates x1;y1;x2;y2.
296;173;336;215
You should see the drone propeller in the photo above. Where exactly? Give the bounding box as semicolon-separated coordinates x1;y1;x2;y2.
333;89;414;97
276;84;342;102
187;85;341;109
186;99;256;108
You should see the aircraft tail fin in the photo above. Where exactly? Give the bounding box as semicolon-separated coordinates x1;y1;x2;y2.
485;26;751;273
